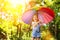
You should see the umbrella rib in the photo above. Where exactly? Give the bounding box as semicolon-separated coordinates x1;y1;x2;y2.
43;12;53;23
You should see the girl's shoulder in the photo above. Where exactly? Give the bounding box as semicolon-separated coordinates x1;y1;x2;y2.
32;22;37;24
32;21;35;23
32;22;34;25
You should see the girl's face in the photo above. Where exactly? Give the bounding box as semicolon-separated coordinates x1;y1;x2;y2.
33;15;38;22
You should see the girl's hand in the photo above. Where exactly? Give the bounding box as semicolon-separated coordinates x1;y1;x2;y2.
37;20;42;24
38;20;44;26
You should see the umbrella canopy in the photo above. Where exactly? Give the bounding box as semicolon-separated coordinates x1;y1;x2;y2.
38;7;55;24
22;10;36;24
22;7;55;24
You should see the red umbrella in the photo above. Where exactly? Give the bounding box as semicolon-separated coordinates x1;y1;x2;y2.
22;7;55;24
38;7;55;24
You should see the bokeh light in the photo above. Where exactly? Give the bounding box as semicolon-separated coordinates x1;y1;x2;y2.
0;0;31;24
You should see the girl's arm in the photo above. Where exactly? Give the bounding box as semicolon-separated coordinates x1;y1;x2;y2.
31;20;43;27
38;20;43;26
32;22;38;27
33;22;38;27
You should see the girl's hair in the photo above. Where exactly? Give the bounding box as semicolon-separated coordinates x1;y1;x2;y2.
32;13;39;21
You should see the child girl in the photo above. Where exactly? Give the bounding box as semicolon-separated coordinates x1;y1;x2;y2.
31;14;42;40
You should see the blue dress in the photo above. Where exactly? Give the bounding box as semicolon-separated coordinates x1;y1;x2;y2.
32;22;40;38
